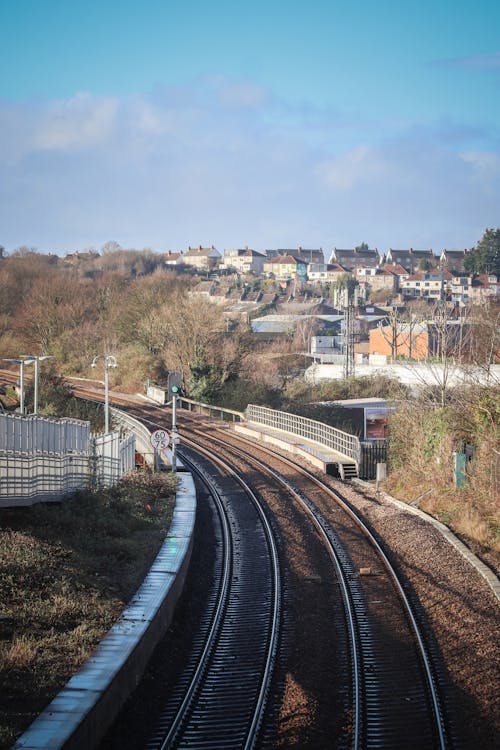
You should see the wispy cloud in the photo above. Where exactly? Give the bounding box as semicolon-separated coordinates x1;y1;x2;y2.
434;52;500;70
0;79;498;253
33;93;119;151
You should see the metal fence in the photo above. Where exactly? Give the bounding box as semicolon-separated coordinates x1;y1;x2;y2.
0;412;89;453
0;451;90;506
246;404;361;462
359;440;388;480
111;407;156;466
0;413;136;507
90;432;136;489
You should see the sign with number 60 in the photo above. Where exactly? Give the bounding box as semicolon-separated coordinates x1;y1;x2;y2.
150;429;170;450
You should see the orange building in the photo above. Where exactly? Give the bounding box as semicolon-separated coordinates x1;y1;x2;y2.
369;322;430;360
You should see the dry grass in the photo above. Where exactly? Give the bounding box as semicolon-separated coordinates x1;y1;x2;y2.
0;471;176;748
384;389;500;561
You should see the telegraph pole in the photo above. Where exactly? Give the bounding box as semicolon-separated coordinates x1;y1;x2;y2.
342;289;356;379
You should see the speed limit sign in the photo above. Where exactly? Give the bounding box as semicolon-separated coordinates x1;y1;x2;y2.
150;429;170;451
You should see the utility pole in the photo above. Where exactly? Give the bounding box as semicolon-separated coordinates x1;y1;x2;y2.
342;289;356;379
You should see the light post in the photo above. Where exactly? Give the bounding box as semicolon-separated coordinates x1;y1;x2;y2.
21;355;53;414
171;385;179;472
91;355;117;433
2;357;35;414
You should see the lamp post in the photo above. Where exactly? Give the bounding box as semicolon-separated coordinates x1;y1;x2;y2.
2;357;35;414
91;355;117;433
21;355;53;414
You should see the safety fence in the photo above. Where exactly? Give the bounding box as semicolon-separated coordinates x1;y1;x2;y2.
0;451;90;506
0;412;89;453
245;404;387;479
178;397;245;423
90;432;136;489
0;412;136;507
111;407;156;466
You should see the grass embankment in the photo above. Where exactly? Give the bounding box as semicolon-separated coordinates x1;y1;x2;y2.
383;394;500;567
0;472;176;749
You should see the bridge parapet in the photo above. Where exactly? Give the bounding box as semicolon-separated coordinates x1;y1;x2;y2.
246;404;361;465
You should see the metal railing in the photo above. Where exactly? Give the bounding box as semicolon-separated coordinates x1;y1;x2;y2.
246;404;361;463
111;407;156;466
90;432;136;489
178;397;245;423
0;412;137;507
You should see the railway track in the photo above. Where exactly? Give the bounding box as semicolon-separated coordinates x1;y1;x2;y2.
145;443;282;750
5;382;497;747
100;399;449;748
175;416;449;750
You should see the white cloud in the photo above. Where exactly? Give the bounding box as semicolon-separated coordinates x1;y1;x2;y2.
33;92;118;151
0;80;499;253
315;146;389;190
460;150;500;174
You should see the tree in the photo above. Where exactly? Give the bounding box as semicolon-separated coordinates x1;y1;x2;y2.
355;242;369;252
464;228;500;276
376;307;411;359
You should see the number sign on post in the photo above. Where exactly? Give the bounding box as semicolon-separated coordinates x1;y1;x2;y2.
150;429;170;451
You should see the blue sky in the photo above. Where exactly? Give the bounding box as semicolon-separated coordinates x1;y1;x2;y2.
1;0;499;255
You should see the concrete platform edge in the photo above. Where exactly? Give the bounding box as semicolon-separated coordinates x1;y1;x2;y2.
12;472;197;750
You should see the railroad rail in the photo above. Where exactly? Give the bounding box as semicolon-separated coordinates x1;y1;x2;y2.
146;442;281;750
174;415;449;749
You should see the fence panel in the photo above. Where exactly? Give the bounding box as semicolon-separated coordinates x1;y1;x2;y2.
359;440;388;480
91;432;136;488
110;408;155;466
0;412;89;453
0;451;90;506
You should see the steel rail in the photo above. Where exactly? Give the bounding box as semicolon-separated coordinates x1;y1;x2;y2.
182;421;448;750
157;454;233;749
175;441;282;750
222;426;448;749
181;427;362;749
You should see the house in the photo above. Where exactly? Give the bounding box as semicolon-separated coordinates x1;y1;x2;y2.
265;247;324;265
380;263;410;292
263;255;300;280
224;247;266;274
400;271;444;300
163;251;185;266
469;274;500;304
447;274;472;306
328;246;381;270
355;267;397;299
439;248;468;273
384;248;436;273
289;247;325;264
63;250;100;265
307;262;348;285
184;245;222;270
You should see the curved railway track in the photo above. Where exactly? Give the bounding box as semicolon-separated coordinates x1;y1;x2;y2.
176;417;449;750
104;398;449;749
8;382;452;747
146;442;282;750
4;381;497;746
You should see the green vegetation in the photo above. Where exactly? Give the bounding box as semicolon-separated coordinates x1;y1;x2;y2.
386;385;500;558
464;227;500;276
0;472;176;748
